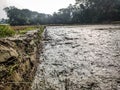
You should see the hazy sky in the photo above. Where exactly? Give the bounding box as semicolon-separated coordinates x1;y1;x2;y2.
0;0;75;19
0;0;7;19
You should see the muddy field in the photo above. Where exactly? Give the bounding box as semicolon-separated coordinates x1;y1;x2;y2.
32;25;120;90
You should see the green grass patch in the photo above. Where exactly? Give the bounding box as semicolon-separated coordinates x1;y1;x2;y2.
17;25;45;35
0;25;45;38
39;25;45;35
0;24;15;38
38;25;45;39
17;27;39;34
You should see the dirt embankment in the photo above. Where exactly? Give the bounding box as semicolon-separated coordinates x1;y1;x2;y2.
0;30;42;90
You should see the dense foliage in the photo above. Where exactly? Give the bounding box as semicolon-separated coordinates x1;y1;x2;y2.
4;6;51;25
3;0;120;25
73;0;120;23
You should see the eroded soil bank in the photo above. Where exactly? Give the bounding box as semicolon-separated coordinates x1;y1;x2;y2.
32;25;120;90
0;30;42;90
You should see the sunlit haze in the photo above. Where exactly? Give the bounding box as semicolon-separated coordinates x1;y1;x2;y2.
0;0;75;19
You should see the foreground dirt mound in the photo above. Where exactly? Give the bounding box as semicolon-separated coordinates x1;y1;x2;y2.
0;30;42;90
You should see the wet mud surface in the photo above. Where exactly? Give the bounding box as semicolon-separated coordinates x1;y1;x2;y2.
32;25;120;90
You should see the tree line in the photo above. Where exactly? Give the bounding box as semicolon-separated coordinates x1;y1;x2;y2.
3;0;120;25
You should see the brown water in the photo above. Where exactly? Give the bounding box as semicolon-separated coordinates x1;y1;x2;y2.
32;25;120;90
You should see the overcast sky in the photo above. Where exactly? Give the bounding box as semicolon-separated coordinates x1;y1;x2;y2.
0;0;7;19
0;0;75;19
